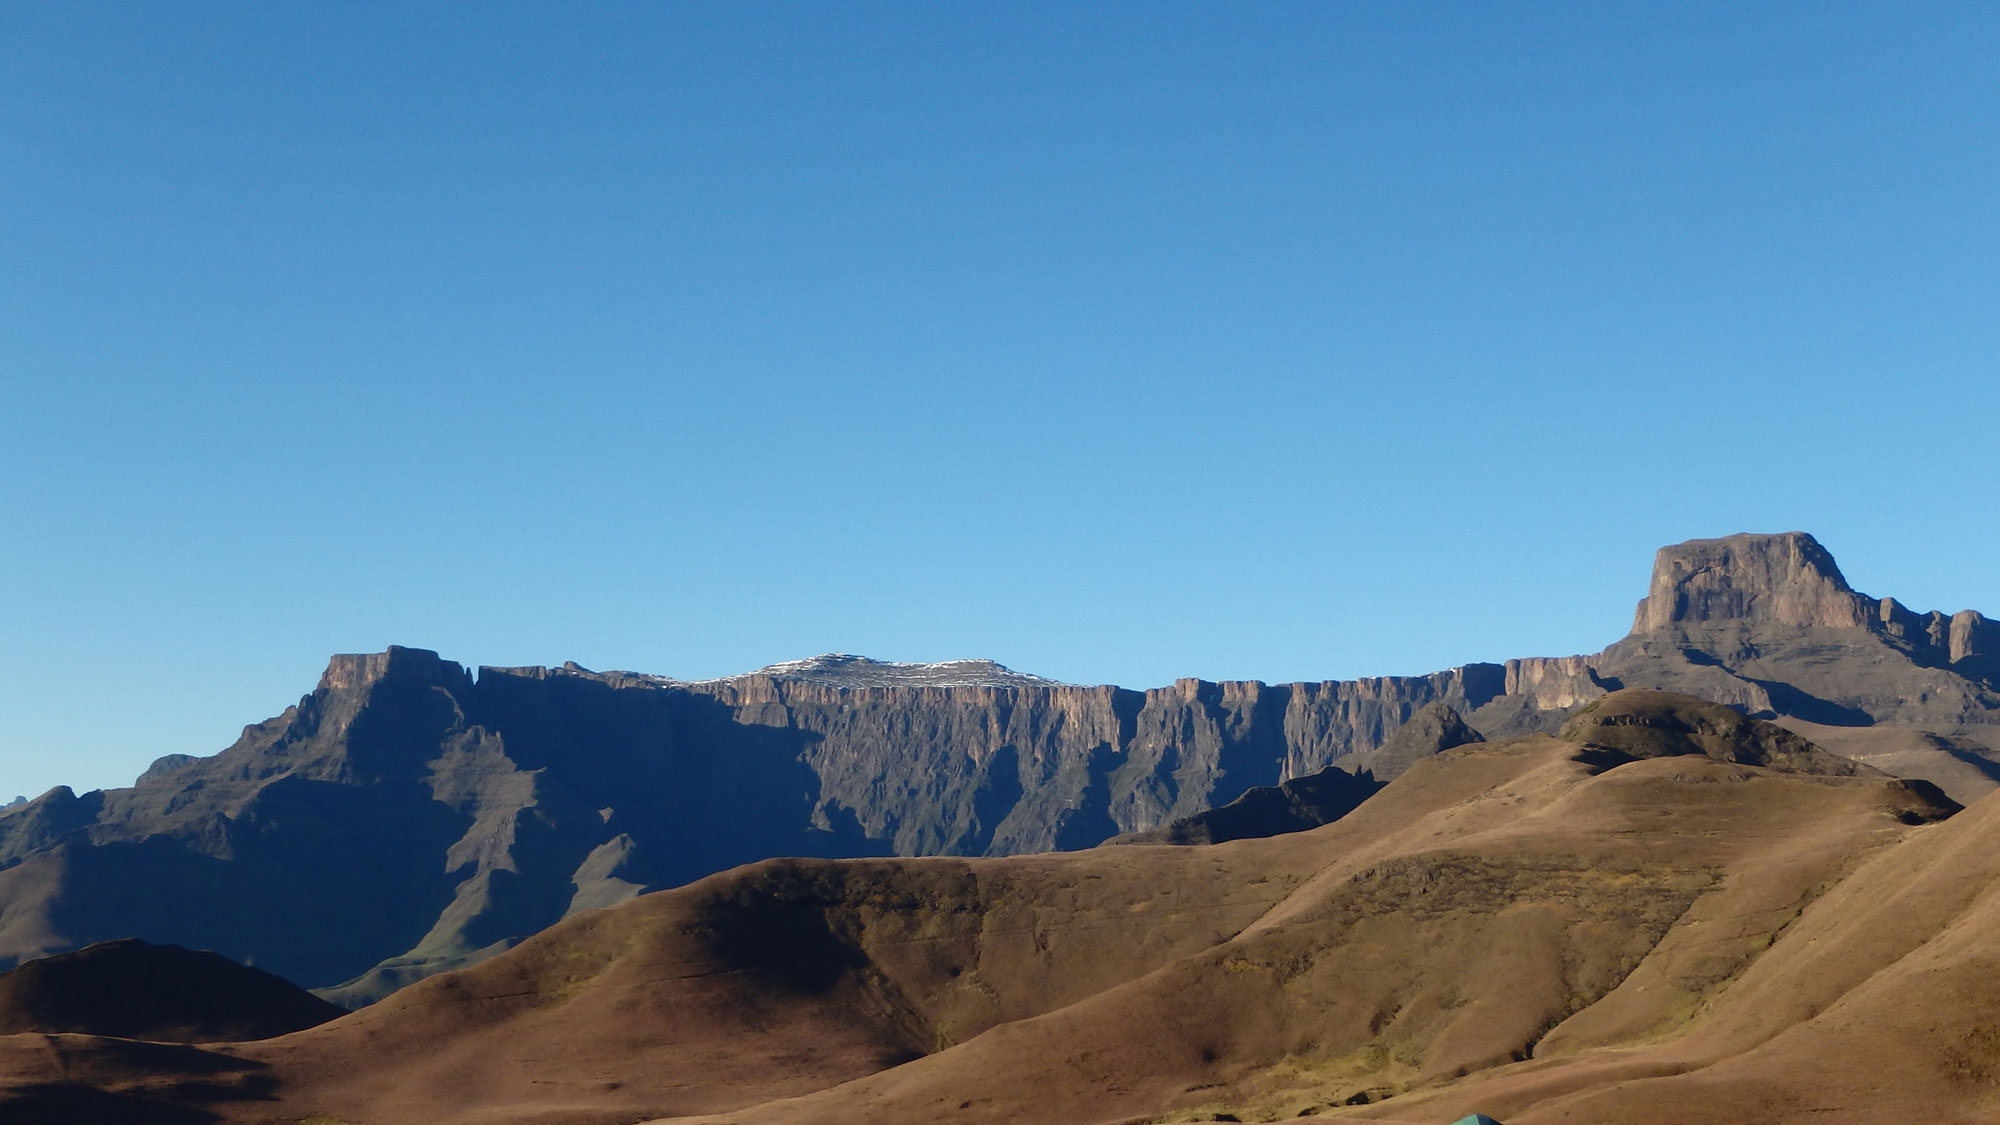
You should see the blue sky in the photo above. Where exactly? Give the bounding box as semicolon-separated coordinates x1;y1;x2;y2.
4;2;1996;799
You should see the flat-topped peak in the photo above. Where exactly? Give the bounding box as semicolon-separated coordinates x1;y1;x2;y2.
318;646;472;693
1632;532;1868;633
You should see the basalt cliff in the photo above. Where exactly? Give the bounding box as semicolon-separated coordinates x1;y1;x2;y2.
1;531;1994;1003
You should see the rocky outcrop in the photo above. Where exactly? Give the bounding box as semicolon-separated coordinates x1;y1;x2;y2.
1344;702;1486;781
1107;766;1381;846
1949;609;2000;665
1504;655;1609;710
1558;690;1877;778
1505;532;2000;734
1632;532;1871;632
1628;532;1997;676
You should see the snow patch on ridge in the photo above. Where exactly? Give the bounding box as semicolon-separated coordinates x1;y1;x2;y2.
660;653;1071;689
742;653;1066;688
543;653;1071;689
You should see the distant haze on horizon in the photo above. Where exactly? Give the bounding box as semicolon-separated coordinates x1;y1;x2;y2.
4;2;1996;800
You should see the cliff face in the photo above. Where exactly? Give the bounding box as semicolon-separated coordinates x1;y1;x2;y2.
690;662;1505;859
1465;533;2000;733
1599;532;2000;728
0;532;1991;1003
0;651;1507;1002
1632;532;1870;632
1631;532;2000;671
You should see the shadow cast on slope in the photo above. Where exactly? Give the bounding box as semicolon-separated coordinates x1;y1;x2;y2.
0;1085;225;1125
0;1039;276;1125
1743;677;1875;726
469;672;871;891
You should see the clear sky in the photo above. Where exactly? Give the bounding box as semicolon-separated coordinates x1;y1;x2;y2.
4;2;1996;800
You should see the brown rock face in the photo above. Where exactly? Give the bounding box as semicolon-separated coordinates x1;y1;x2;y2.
1441;532;1998;753
1631;532;1870;633
1950;609;2000;664
1624;530;1997;681
1504;655;1608;710
1588;532;2000;732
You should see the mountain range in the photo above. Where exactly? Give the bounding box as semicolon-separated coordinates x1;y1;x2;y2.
1;531;1994;1009
1;530;1998;1122
4;683;1984;1123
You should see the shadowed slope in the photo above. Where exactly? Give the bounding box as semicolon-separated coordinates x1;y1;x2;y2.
0;694;1973;1125
683;725;1949;1124
1108;766;1383;846
0;724;1572;1121
228;840;1346;1124
1111;704;1486;847
0;1036;270;1124
0;650;1507;1002
0;940;344;1043
1347;701;1488;781
1774;717;2000;806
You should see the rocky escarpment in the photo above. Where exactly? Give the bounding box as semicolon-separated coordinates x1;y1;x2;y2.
682;663;1510;858
0;532;1992;1005
1632;532;1872;633
1631;534;2000;670
0;651;1509;1003
1495;533;2000;731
